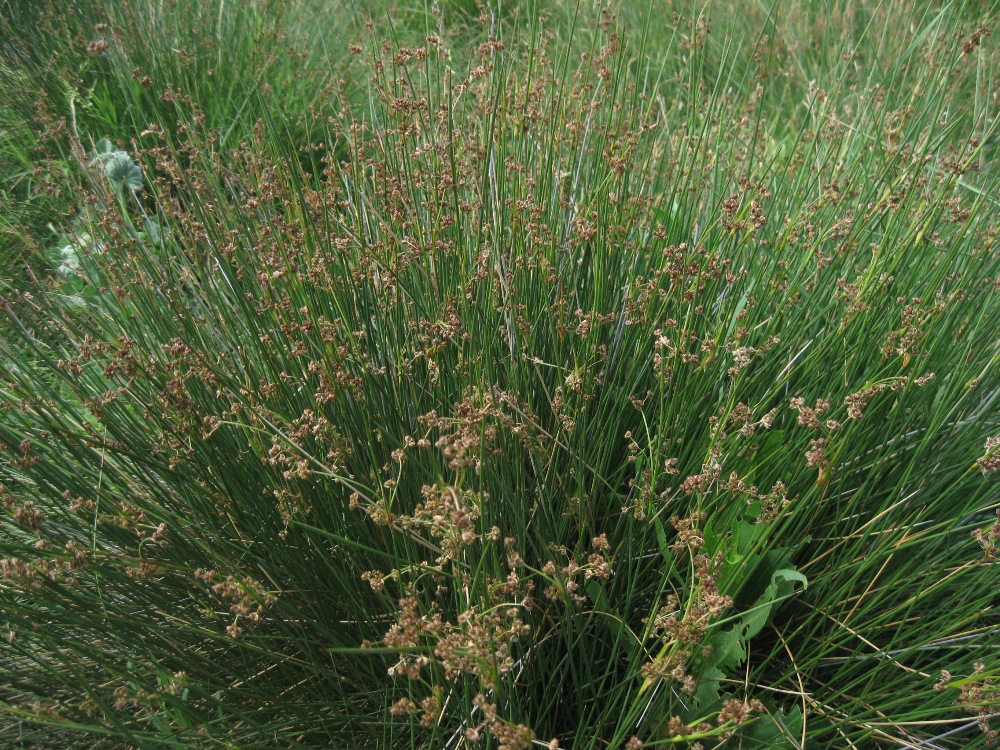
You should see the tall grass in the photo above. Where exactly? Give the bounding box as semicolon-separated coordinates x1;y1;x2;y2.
0;0;360;293
1;1;999;747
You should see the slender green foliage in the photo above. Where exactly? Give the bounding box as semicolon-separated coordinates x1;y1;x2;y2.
1;1;998;747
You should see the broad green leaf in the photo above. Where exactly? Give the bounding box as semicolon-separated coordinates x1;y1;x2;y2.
703;625;745;672
743;568;808;640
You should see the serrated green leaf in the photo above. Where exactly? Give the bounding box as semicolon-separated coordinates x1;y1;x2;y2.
104;152;143;191
743;568;808;640
741;705;803;747
704;625;745;672
144;218;163;245
692;666;726;712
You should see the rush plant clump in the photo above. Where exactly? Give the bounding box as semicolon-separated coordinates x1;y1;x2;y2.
0;0;998;747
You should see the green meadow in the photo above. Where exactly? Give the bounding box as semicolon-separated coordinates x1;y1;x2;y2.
1;0;998;747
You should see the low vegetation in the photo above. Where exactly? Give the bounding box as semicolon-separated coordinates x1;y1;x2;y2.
1;0;998;747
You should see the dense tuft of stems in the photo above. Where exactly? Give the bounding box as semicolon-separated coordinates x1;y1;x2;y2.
1;1;998;747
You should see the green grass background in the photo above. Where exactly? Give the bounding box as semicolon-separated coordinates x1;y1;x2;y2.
1;0;998;747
